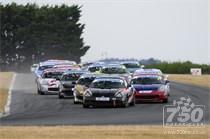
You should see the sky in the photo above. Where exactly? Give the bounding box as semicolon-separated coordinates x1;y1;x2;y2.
1;0;209;64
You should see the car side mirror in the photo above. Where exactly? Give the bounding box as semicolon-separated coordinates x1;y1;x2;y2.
84;84;89;88
56;77;60;80
72;81;76;85
165;80;170;84
127;84;131;88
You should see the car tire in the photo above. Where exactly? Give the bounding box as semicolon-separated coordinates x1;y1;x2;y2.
58;93;64;99
122;98;129;108
74;97;80;104
163;98;168;103
129;96;136;106
37;89;41;95
38;90;45;95
83;104;89;108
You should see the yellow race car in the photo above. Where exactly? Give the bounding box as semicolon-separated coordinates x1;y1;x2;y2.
73;73;102;104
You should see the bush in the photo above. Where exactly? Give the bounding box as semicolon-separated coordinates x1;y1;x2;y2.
146;61;210;74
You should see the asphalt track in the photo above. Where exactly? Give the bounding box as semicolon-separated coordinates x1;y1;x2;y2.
0;73;209;125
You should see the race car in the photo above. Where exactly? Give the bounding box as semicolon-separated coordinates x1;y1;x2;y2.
36;68;67;95
120;61;141;73
73;73;102;104
58;70;87;99
86;63;105;73
30;64;39;72
35;60;77;77
100;64;132;84
35;62;55;77
131;75;170;103
83;76;135;108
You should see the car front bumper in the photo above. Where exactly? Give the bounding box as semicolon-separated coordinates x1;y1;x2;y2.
59;88;74;97
40;85;59;94
83;97;126;107
135;92;168;102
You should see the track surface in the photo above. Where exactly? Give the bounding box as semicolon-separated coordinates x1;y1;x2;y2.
0;73;209;125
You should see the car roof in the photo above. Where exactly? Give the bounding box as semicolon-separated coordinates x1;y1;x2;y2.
120;61;139;64
101;64;125;68
93;77;126;82
53;64;80;70
79;73;103;78
95;75;125;80
133;69;162;76
88;63;106;68
43;68;68;73
63;70;87;75
133;74;163;79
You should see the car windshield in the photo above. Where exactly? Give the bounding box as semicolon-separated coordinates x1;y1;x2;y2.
61;73;82;81
132;77;162;85
101;67;127;74
77;77;95;86
91;80;125;89
88;66;101;72
38;65;54;71
42;72;63;79
123;63;139;68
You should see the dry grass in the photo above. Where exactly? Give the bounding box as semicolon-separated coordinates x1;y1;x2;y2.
0;72;14;112
168;74;210;88
0;125;209;139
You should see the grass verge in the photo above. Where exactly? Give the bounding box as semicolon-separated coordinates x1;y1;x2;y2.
0;125;209;139
168;74;210;88
0;72;14;112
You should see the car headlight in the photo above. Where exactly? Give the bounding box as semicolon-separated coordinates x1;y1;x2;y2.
41;80;48;85
158;86;165;92
84;90;92;97
115;91;123;98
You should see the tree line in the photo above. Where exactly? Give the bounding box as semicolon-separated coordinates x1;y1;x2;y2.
0;3;90;72
145;61;210;74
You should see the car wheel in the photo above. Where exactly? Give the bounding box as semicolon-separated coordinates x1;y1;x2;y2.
129;96;136;106
37;85;42;95
163;98;168;103
83;104;89;108
122;98;129;108
37;89;41;95
73;96;80;104
58;93;64;99
39;90;45;95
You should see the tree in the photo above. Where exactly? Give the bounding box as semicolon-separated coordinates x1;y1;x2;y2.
0;3;90;71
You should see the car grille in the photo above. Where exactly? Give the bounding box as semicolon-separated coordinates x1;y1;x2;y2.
136;95;159;99
92;93;115;97
48;88;59;91
63;84;74;88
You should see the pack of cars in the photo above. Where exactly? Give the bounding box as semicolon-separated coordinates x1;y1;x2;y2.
32;60;170;108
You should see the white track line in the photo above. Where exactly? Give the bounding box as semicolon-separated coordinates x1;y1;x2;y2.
0;73;16;118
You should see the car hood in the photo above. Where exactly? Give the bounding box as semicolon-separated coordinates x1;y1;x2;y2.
75;85;86;93
132;84;162;91
40;78;58;85
89;88;122;94
61;81;76;86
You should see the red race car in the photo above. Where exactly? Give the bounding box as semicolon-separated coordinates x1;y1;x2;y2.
131;75;170;103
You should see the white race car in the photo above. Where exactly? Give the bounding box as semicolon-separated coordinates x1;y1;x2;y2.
36;68;68;95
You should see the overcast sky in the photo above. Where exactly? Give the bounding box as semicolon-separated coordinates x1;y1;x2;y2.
2;0;209;64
